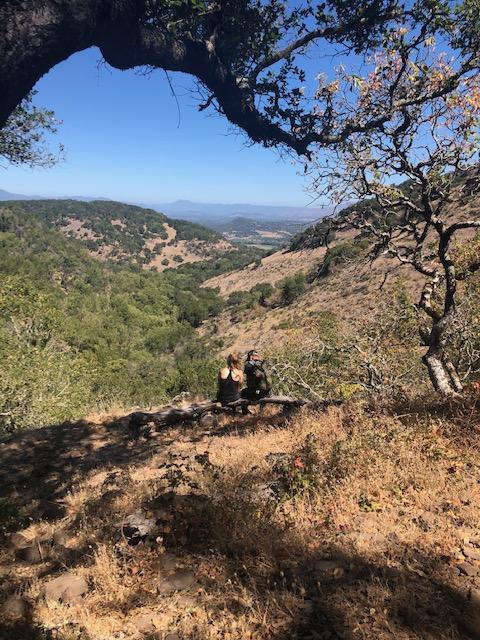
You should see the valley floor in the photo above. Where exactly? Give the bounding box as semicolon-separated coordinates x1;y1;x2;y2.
0;397;479;639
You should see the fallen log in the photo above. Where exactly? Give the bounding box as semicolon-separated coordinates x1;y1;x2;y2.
127;395;308;435
259;395;309;407
129;401;219;431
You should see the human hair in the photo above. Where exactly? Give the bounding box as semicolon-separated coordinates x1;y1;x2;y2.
226;352;241;369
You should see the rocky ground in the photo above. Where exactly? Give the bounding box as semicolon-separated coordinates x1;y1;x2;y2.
0;397;479;640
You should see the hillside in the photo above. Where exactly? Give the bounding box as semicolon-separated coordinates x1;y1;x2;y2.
0;199;231;272
1;396;479;640
201;189;480;356
0;202;247;432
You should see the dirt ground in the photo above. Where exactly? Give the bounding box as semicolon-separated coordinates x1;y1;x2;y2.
0;399;479;640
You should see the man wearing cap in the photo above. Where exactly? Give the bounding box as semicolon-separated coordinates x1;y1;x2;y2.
241;350;272;411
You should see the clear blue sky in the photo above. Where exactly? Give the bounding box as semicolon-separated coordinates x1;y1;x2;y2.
2;47;337;207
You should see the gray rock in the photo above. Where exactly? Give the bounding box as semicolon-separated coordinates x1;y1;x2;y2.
159;569;196;593
2;595;27;619
122;510;157;544
463;546;480;561
458;562;478;577
43;573;88;603
155;553;179;573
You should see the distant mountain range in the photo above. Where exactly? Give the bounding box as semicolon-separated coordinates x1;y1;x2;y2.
0;190;332;224
150;199;332;223
0;189;111;203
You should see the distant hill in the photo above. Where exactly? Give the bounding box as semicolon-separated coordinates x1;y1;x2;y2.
0;199;230;272
0;188;41;201
0;189;111;202
0;190;336;223
151;199;333;223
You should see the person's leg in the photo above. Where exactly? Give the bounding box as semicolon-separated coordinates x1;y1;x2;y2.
258;389;271;413
240;388;253;415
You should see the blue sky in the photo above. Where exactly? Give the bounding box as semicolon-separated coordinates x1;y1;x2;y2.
1;47;333;207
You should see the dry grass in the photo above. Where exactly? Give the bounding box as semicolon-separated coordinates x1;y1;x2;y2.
1;398;479;639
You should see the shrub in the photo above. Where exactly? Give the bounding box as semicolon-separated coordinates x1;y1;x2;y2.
317;239;370;278
250;282;275;306
279;271;307;305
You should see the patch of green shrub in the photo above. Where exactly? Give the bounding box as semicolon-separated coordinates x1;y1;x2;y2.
279;271;308;305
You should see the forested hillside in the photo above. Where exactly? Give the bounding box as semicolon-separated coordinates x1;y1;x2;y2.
0;202;264;431
0;199;228;271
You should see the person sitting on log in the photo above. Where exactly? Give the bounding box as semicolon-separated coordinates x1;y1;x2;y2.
217;353;244;409
241;350;272;413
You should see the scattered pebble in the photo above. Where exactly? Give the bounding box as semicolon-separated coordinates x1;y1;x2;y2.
159;568;197;593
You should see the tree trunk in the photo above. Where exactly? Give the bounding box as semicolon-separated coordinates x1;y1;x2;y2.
422;317;462;396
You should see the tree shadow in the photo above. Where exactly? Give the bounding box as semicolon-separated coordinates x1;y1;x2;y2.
154;488;480;639
1;406;479;639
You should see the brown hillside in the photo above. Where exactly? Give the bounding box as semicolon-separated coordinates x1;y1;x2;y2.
201;193;480;355
62;219;232;272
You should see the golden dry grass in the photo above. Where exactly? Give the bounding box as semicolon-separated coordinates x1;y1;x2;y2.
0;398;479;639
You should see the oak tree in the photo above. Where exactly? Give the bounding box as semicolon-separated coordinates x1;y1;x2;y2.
309;38;480;395
1;1;478;156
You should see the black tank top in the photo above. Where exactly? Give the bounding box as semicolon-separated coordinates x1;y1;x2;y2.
218;368;241;405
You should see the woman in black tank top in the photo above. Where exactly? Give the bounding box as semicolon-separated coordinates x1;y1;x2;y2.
217;353;243;406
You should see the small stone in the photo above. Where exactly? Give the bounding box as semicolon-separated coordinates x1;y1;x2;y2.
43;573;88;603
131;612;156;634
165;634;180;640
2;595;27;619
463;546;480;561
315;560;343;574
155;553;179;572
122;510;156;544
16;543;47;564
159;569;196;593
458;562;478;577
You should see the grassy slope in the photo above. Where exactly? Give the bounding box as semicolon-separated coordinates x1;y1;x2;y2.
201;191;480;355
0;397;479;639
0;205;229;428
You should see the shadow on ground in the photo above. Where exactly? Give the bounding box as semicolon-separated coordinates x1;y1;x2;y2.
0;402;479;639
